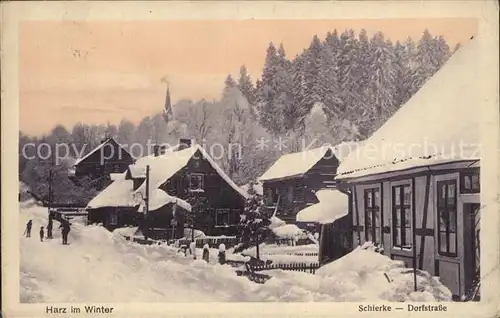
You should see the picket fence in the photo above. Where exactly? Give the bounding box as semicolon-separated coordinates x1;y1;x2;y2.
251;262;320;274
261;252;318;257
173;236;239;248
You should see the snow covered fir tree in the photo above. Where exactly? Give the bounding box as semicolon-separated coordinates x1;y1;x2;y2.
15;24;488;305
235;182;271;260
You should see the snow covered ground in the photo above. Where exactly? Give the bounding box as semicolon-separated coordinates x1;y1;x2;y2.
20;200;451;302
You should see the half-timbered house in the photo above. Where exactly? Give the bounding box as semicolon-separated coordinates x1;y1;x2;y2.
335;39;482;301
258;143;356;225
87;139;248;238
71;137;134;190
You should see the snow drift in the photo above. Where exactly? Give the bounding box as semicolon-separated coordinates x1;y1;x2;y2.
20;201;451;302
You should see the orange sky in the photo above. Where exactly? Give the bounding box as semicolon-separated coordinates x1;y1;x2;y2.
19;19;477;136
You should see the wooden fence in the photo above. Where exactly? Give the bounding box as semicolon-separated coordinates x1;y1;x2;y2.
171;237;240;249
266;237;314;246
251;262;320;274
261;252;318;257
195;237;239;249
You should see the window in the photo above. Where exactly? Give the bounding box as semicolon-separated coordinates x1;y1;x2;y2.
266;188;274;204
282;187;289;203
215;209;230;226
193;159;201;168
437;180;457;256
294;184;305;202
109;212;118;226
189;173;204;190
461;172;480;193
266;188;279;205
392;184;412;249
364;188;381;244
287;185;294;203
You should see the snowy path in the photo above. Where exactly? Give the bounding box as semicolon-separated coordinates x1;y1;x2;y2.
19;201;451;303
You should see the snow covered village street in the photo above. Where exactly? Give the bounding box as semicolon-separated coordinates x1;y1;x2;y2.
9;7;498;315
20;200;452;303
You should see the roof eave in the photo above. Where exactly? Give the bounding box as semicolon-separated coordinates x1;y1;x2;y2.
259;173;306;183
336;159;481;184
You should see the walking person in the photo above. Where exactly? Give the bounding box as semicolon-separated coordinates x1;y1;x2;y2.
24;220;33;238
39;226;44;242
60;220;71;245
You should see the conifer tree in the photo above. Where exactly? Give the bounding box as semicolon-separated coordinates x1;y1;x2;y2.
273;44;294;133
237;182;271;259
366;32;397;127
288;53;309;132
257;42;285;134
237;65;257;119
411;29;439;91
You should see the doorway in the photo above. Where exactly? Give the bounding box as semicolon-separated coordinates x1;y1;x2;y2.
463;203;480;300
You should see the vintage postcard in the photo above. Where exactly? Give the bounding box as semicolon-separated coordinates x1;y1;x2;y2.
1;1;499;317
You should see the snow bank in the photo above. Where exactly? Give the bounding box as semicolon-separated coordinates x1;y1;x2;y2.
314;244;452;301
20;204;450;303
296;189;348;224
268;215;286;229
113;226;140;237
271;224;307;239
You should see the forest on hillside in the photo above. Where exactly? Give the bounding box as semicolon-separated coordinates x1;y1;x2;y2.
19;28;457;204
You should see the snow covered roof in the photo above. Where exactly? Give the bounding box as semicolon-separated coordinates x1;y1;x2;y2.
296;189;349;224
336;39;482;180
134;144;248;199
87;172;136;209
89;143;248;210
259;142;359;182
75;138;127;166
126;144;180;179
138;189;191;212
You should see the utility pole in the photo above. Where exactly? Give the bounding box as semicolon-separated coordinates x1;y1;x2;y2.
144;165;150;239
48;151;55;219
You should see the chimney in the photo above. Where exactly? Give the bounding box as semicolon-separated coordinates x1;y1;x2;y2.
153;145;160;157
178;138;193;151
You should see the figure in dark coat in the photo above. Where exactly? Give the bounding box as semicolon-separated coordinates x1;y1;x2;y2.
24;220;33;238
46;219;53;239
39;226;44;242
60;220;71;245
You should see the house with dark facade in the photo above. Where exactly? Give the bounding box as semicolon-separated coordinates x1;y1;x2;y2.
335;39;482;301
86;140;248;238
258;143;356;225
71;137;135;190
